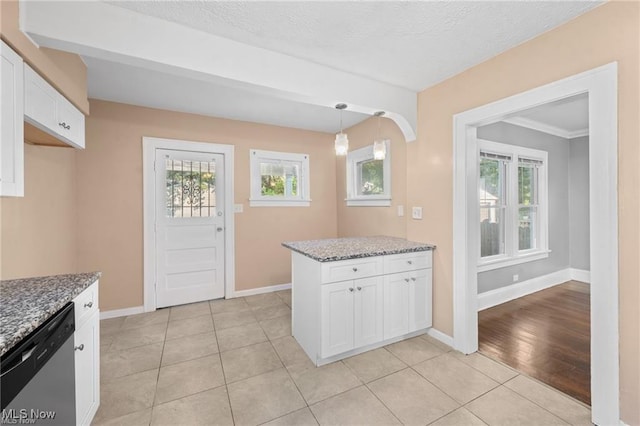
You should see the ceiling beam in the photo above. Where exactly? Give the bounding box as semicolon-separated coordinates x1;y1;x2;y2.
20;0;417;141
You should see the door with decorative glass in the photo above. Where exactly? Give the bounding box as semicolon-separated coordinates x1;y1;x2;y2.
155;149;225;308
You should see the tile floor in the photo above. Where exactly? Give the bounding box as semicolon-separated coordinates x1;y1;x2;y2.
94;290;592;425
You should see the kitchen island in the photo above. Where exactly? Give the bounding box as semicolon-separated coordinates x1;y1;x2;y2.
282;236;435;366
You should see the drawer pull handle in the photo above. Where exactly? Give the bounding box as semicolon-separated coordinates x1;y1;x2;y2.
352;267;358;272
84;301;93;308
348;287;354;292
357;286;362;291
407;260;413;265
74;344;85;351
404;278;410;283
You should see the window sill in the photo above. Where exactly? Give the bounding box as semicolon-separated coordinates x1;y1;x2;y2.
249;199;311;207
345;198;391;207
477;250;551;272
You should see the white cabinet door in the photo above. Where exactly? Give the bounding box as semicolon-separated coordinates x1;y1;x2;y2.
24;64;57;131
408;269;433;332
354;276;383;347
321;281;354;358
383;272;410;340
0;41;24;197
56;95;85;149
74;310;100;426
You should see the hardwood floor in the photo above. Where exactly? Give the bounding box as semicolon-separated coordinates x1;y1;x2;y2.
478;281;591;405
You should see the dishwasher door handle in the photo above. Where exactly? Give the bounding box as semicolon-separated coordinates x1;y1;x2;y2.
0;345;37;378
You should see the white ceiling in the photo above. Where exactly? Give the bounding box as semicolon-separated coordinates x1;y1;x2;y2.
503;93;589;139
66;1;602;134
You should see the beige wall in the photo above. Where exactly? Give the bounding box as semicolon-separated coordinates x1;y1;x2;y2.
78;100;337;311
337;117;407;238
408;2;639;423
0;0;89;114
0;144;77;279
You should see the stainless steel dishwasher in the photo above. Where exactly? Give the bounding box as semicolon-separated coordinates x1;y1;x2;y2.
1;302;76;425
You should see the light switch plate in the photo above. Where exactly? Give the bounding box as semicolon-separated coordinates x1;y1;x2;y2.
397;205;404;217
412;207;423;220
234;204;244;213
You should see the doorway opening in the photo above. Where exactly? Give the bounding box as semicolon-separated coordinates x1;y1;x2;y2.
143;137;236;311
452;63;618;425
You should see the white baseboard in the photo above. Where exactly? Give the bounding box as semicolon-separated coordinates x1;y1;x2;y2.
478;269;571;311
426;328;454;348
232;283;291;298
569;268;591;283
100;306;145;319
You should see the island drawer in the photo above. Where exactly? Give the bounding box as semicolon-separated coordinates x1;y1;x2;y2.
321;257;384;284
384;252;432;274
74;281;99;328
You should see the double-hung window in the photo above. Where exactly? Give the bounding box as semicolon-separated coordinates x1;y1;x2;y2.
345;141;391;206
249;149;310;207
478;139;548;271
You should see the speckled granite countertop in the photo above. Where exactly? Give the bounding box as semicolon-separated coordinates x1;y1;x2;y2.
0;272;101;357
282;236;435;262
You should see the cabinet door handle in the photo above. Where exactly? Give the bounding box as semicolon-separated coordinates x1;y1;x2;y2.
357;286;362;291
407;260;413;265
58;122;71;130
411;277;416;281
348;287;354;292
352;267;358;272
74;344;85;351
84;301;93;308
404;278;410;283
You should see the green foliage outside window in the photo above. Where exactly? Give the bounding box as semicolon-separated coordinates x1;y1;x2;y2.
261;174;298;196
359;160;384;195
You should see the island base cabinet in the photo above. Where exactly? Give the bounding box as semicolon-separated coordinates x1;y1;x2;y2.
74;310;100;425
320;277;383;358
384;269;433;340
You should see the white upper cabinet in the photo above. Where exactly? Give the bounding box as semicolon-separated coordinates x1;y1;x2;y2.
1;41;25;197
24;64;85;149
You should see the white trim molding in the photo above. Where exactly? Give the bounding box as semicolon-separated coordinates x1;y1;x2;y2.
426;328;454;348
346;141;392;207
502;117;589;139
100;306;145;320
453;62;619;425
477;269;571;311
570;268;591;284
143;137;236;313
232;283;291;298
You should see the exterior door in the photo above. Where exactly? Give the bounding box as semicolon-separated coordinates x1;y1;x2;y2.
155;149;225;308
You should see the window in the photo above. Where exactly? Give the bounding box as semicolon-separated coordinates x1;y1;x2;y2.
165;158;217;218
250;149;310;207
346;141;391;206
478;140;548;271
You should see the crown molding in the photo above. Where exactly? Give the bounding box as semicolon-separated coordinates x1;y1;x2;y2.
502;116;588;139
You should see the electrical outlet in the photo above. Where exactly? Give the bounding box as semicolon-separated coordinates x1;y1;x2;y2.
234;204;244;213
397;205;404;217
513;274;519;282
412;207;423;220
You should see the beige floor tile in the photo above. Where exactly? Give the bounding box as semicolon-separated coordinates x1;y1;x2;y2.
369;368;459;425
151;386;232;426
264;408;318;426
310;386;400;425
386;336;445;365
92;408;152;426
343;348;406;383
428;408;486;426
161;331;218;366
216;322;268;352
155;355;225;404
109;323;167;352
504;375;592;425
169;301;212;321
101;334;114;350
271;336;315;370
466;386;568;425
260;315;292;340
289;361;362;405
245;293;284;310
419;333;454;352
413;353;499;404
121;309;170;330
213;309;258;330
253;303;291;322
210;297;251;314
100;317;126;337
450;352;518;383
220;341;283;383
227;368;306;426
101;342;163;383
93;369;158;423
165;315;214;340
276;289;292;307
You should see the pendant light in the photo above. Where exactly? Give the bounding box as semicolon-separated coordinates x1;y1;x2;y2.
335;103;349;156
373;111;389;160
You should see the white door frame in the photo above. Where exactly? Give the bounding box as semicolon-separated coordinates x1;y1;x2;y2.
452;63;618;424
143;137;235;312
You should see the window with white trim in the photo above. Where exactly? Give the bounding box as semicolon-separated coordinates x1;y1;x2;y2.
346;141;391;206
478;139;549;271
250;149;310;207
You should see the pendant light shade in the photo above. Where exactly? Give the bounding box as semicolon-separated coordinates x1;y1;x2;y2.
335;103;349;156
373;111;387;160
